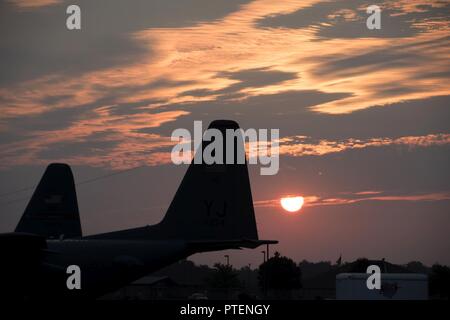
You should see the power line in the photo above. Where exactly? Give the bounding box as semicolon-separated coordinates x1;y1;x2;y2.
76;166;143;186
0;165;144;206
0;186;35;198
0;196;30;207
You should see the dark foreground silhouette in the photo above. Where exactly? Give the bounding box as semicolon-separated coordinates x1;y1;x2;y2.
0;120;277;299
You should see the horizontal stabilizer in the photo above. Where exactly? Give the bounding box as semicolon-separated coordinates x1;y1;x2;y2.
187;239;278;253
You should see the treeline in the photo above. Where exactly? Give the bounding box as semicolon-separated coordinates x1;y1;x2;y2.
153;253;450;299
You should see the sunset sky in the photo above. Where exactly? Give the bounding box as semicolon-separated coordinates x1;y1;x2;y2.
0;0;449;267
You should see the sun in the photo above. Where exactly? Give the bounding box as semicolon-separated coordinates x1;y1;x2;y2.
280;196;304;212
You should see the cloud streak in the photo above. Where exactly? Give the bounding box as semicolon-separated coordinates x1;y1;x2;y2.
254;191;450;209
278;133;450;157
6;0;61;9
0;0;449;169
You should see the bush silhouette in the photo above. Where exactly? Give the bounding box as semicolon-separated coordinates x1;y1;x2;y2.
207;263;240;288
258;252;302;291
430;264;450;298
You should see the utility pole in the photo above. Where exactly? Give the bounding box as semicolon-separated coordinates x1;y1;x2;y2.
261;250;267;298
247;263;251;289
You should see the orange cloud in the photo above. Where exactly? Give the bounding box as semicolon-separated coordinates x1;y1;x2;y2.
0;108;189;169
255;191;450;209
353;190;383;196
0;0;449;169
6;0;61;9
2;0;449;119
279;133;450;157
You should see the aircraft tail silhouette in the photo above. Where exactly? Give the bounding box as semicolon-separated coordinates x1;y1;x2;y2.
159;119;258;240
15;163;82;239
91;120;276;249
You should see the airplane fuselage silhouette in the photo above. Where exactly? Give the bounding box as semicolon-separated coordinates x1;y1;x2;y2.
1;120;277;299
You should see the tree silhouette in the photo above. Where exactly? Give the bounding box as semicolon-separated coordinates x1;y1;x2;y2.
298;260;332;279
258;252;302;291
430;264;450;298
350;258;371;272
405;261;430;274
207;263;240;288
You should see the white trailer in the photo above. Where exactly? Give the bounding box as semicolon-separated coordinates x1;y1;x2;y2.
336;273;428;300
